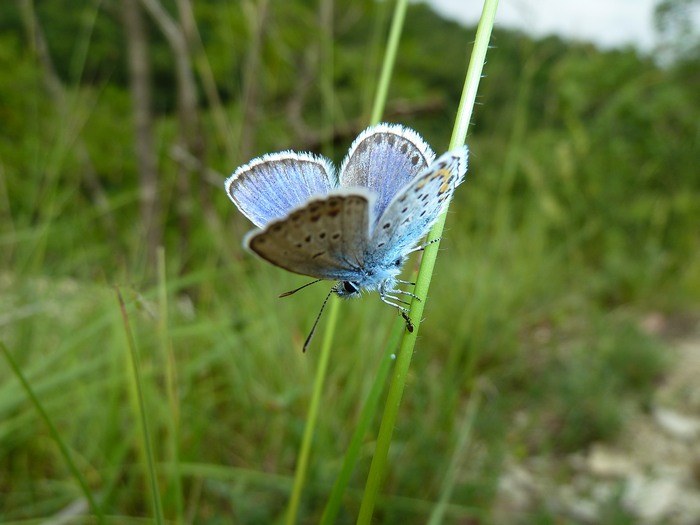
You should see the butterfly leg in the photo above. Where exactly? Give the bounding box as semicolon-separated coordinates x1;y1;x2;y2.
379;279;421;310
380;293;415;332
394;288;421;302
379;293;411;311
379;284;417;333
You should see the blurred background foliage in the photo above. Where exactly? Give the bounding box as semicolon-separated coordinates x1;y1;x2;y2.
0;0;698;523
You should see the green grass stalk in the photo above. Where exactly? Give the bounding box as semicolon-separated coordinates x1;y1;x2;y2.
427;389;481;524
319;318;406;523
157;247;184;523
286;0;408;521
369;0;409;124
285;296;339;524
1;342;105;524
115;288;165;525
357;1;500;521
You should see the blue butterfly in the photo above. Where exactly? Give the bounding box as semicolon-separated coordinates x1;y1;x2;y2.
226;123;468;347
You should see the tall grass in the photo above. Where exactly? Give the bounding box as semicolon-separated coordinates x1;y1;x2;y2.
1;0;696;523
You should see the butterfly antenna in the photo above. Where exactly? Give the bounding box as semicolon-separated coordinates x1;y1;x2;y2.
406;237;442;255
303;287;335;352
279;279;323;298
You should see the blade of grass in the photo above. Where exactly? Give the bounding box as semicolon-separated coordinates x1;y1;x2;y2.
115;287;165;525
284;2;338;522
319;317;405;523
285;0;406;521
0;341;105;524
427;388;481;524
157;247;184;524
285;294;340;524
357;1;500;522
369;0;409;124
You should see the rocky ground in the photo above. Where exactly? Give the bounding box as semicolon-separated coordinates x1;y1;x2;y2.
494;315;700;524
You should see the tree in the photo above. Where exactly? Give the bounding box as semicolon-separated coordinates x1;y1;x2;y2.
655;0;700;63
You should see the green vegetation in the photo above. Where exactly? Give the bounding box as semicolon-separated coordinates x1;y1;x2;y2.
1;0;698;523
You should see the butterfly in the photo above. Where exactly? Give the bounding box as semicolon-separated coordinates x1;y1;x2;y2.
225;123;468;349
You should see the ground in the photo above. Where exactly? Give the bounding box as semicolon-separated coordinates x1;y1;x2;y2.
494;314;700;524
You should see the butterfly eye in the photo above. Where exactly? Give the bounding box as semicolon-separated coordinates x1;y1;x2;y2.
343;281;360;294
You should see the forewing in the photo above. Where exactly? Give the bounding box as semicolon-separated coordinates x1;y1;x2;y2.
225;152;336;228
369;146;468;263
339;123;435;221
244;191;373;281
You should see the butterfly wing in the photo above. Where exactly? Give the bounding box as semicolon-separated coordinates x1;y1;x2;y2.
368;146;468;264
225;152;336;229
339;123;435;221
244;191;374;281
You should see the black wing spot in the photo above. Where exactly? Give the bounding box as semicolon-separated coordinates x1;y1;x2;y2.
401;207;408;213
411;155;420;166
400;143;408;154
331;233;341;240
310;214;321;222
312;251;326;259
271;224;283;233
388;135;396;147
383;222;391;229
319;232;326;239
305;234;312;243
